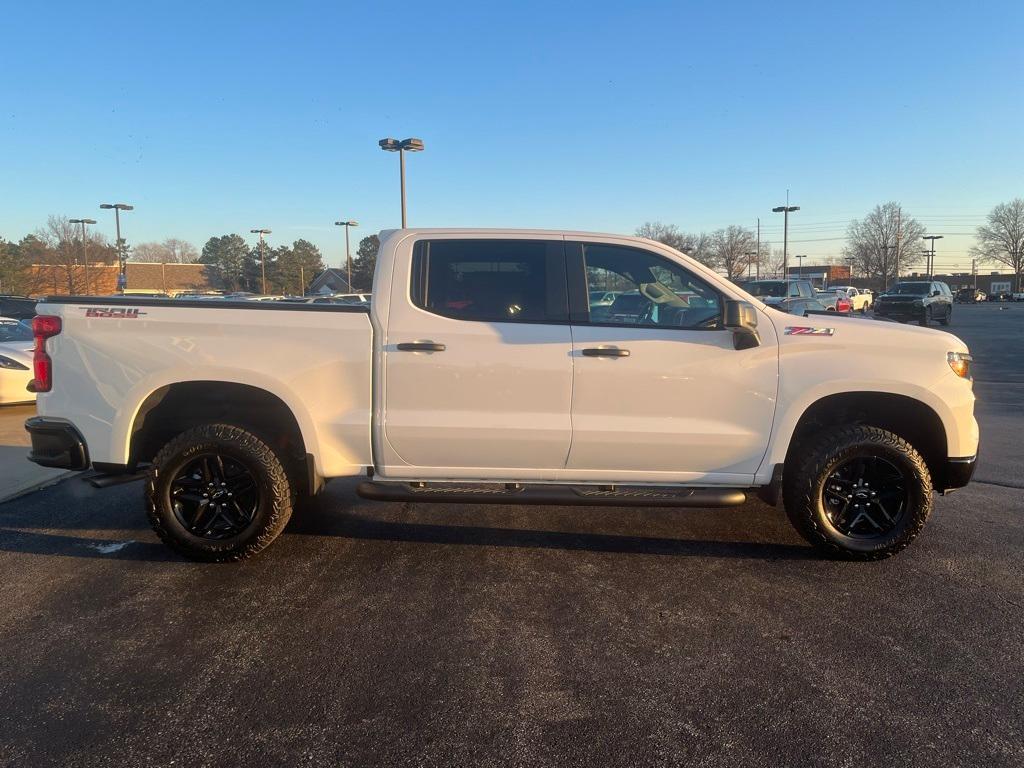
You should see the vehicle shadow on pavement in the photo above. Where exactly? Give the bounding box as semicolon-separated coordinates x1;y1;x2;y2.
288;494;817;561
0;527;177;561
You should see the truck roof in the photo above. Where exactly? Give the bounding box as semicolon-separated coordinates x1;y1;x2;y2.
379;227;665;243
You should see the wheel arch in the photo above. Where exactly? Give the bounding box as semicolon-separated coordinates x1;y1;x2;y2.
124;379;321;494
765;390;951;487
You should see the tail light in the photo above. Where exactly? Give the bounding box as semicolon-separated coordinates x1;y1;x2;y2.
31;315;62;393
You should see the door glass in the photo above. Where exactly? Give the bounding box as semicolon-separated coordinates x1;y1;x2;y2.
582;244;721;328
411;240;567;323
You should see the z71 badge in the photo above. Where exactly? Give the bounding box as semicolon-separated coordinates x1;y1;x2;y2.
784;326;834;336
82;307;147;319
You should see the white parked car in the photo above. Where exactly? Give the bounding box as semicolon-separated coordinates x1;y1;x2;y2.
26;228;978;562
828;286;872;312
0;317;35;405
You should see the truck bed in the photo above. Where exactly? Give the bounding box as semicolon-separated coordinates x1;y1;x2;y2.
33;296;374;478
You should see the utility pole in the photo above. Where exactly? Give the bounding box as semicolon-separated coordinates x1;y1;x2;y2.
881;244;895;290
69;218;97;295
895;206;902;282
772;192;799;279
922;235;943;278
972;258;977;291
250;229;271;294
756;218;761;279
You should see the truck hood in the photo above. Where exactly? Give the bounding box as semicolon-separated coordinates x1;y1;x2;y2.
762;307;970;355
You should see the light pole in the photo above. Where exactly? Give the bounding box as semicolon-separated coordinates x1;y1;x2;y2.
794;254;807;281
772;200;800;279
922;235;943;277
250;229;271;294
379;137;424;227
744;250;758;279
334;220;359;291
100;203;133;291
69;218;97;295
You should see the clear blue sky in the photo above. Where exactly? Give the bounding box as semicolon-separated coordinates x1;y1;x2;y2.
2;0;1022;270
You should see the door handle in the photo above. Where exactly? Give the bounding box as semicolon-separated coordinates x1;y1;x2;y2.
581;347;630;357
397;342;446;352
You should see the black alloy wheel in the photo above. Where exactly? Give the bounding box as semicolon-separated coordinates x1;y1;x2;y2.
170;453;260;539
821;455;908;538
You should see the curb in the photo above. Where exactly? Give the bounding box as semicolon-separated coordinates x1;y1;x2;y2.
0;470;78;504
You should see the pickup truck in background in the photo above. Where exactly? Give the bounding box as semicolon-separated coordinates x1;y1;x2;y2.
828;285;872;313
26;229;979;563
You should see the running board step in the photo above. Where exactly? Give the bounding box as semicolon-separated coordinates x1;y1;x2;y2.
356;481;746;508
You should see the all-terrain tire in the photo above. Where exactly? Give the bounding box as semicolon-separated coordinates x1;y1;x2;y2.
919;306;931;326
938;307;951;326
145;423;293;562
783;425;933;560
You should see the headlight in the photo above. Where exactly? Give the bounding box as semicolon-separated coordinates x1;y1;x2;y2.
947;351;972;379
0;355;29;370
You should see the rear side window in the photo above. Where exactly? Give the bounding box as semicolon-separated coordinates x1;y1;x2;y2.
411;240;568;323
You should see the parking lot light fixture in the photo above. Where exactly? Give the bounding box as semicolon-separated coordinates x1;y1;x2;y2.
69;218;98;295
334;220;359;292
250;229;272;294
772;202;800;278
379;137;425;228
99;203;133;291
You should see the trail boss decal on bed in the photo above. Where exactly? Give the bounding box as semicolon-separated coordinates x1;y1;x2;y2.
784;326;835;336
82;307;147;318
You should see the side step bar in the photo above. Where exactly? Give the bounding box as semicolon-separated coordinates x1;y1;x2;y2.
357;481;746;508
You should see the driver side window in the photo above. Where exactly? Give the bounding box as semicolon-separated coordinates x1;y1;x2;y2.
582;244;722;329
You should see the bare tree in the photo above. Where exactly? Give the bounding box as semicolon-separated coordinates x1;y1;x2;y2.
635;222;715;267
131;238;199;264
164;238;199;263
34;216;117;294
764;248;787;278
710;225;756;280
971;198;1024;292
843;202;925;287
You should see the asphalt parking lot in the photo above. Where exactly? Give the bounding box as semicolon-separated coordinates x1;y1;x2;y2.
1;303;1022;767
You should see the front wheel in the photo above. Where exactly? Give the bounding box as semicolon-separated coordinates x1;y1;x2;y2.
919;306;931;326
783;426;933;560
938;306;951;326
146;423;294;562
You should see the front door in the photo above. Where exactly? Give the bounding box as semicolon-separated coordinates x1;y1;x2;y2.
565;239;778;484
381;237;574;478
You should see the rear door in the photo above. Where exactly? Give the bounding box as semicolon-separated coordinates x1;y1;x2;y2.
380;237;574;477
563;239;778;484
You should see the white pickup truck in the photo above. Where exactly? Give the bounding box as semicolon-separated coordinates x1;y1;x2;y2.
25;229;979;562
829;286;872;313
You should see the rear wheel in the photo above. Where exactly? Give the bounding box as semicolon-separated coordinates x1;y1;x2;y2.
783;426;933;560
146;423;293;562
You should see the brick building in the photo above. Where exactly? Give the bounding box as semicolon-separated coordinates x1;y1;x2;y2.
29;262;212;296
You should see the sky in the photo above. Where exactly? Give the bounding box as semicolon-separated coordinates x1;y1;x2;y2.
2;0;1022;272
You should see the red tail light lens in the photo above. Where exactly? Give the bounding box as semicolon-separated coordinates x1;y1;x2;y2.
31;315;62;393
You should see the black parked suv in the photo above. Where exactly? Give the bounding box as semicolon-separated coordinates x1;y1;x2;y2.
874;281;953;326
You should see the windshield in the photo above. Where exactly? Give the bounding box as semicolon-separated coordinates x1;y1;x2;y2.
887;282;931;295
740;281;787;298
0;320;33;343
